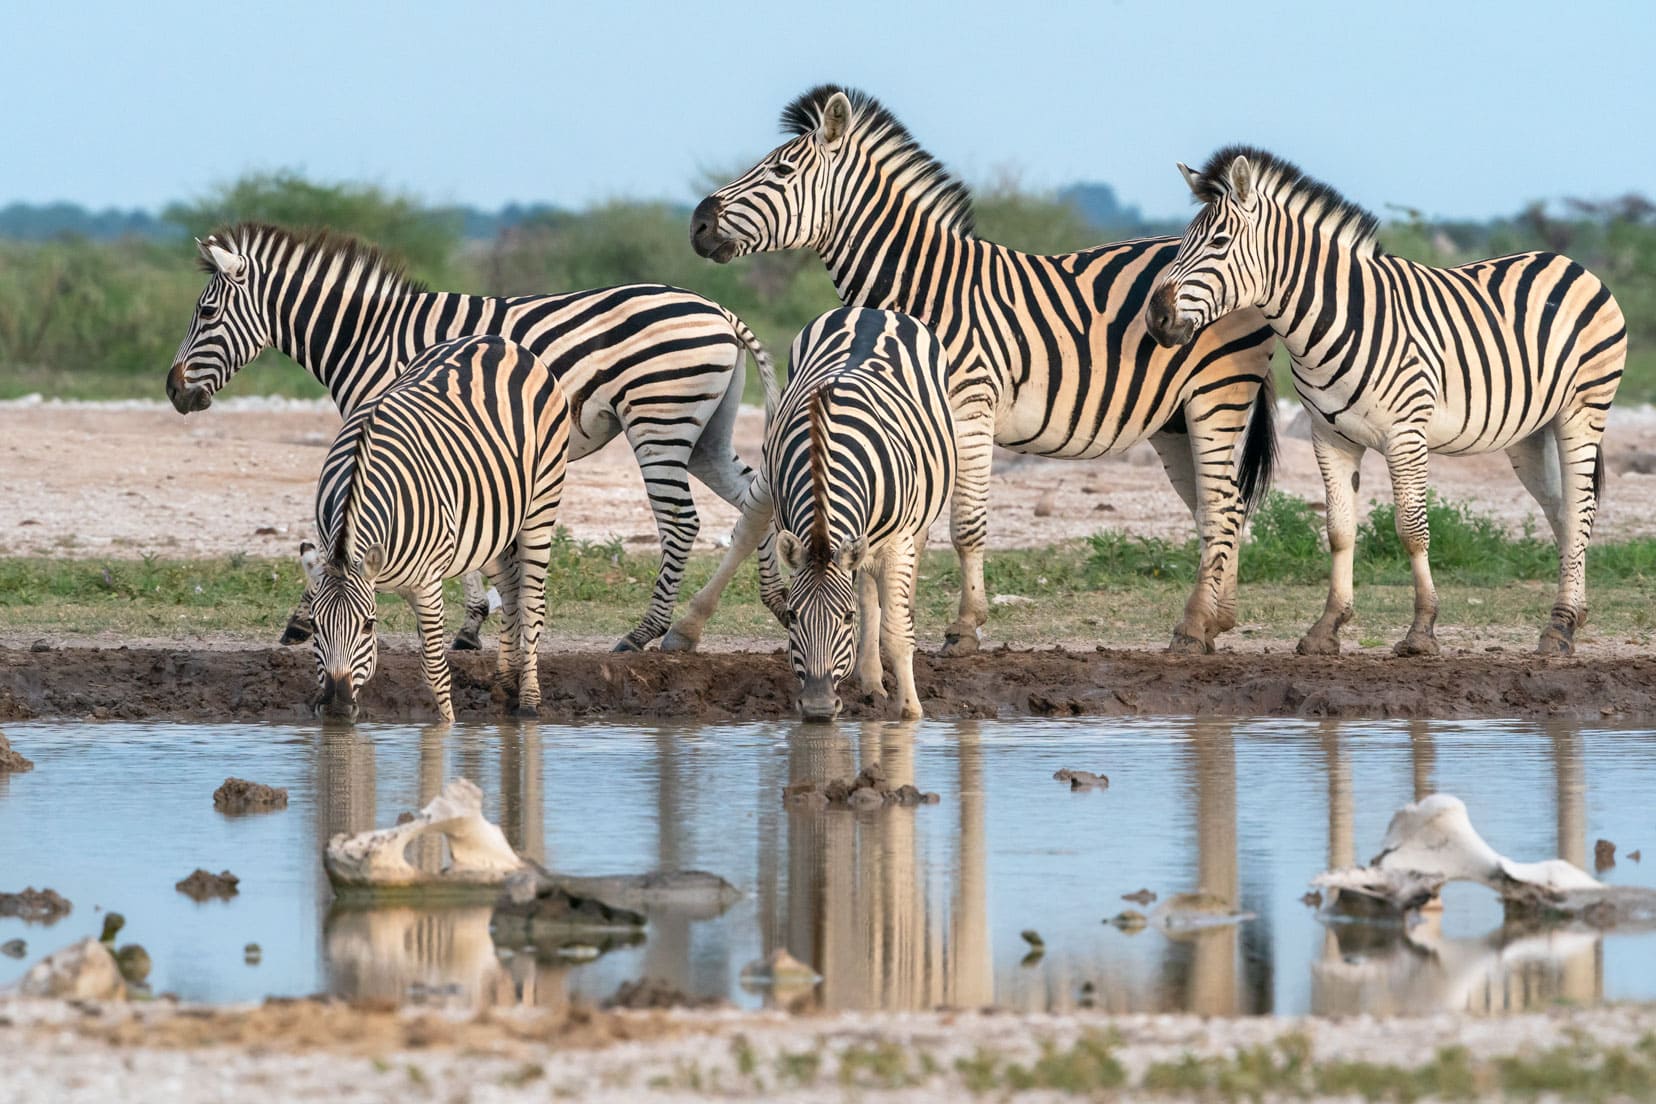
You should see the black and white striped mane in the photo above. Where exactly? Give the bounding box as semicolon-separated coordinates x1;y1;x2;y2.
199;221;430;295
781;84;976;237
1194;145;1382;254
803;383;836;568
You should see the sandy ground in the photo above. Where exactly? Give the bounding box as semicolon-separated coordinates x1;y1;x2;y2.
4;645;1651;723
7;396;1656;560
4;996;1655;1103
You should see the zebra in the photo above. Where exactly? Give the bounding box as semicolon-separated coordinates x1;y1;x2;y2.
168;224;783;654
303;334;570;723
1145;146;1627;656
690;85;1277;656
762;307;955;721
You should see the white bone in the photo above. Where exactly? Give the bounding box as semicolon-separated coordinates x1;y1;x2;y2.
324;777;525;891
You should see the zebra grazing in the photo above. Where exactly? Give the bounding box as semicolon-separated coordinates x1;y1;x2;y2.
765;307;955;721
304;335;570;722
1146;146;1627;656
168;224;782;654
691;85;1277;656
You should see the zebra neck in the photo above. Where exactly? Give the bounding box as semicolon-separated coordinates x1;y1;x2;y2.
818;192;971;325
1259;222;1382;369
261;271;415;417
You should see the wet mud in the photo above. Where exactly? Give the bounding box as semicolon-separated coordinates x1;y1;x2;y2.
212;777;289;814
2;644;1654;723
175;869;240;901
0;887;71;924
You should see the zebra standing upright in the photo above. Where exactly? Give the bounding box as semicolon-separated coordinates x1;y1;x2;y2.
1146;147;1626;656
685;85;1277;656
168;224;782;654
304;335;570;722
763;307;955;721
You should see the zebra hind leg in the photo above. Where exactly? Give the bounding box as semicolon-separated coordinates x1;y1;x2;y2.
941;411;996;657
662;471;775;652
854;565;887;707
877;537;923;720
1149;426;1220;654
1385;430;1440;657
1539;414;1607;656
510;527;554;717
1298;432;1366;655
616;448;700;652
487;553;524;706
407;580;456;723
451;570;492;651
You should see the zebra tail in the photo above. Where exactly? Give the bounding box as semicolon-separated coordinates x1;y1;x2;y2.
722;308;779;429
1237;376;1278;518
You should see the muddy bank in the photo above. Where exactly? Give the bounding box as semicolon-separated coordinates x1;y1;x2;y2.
2;644;1652;723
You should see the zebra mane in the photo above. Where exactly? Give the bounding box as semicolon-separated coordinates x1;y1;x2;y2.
1194;145;1381;253
804;382;836;568
332;409;383;568
780;84;976;237
200;221;430;295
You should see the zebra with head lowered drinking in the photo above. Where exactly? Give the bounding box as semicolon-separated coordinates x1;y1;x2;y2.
691;85;1277;657
1146;146;1626;656
764;307;955;721
168;224;782;655
304;334;570;723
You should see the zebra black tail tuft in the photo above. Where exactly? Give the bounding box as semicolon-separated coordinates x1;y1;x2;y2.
1237;377;1278;518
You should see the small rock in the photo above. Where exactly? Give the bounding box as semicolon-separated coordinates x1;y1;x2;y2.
213;778;289;814
176;869;240;901
1093;502;1116;512
1020;929;1044;948
29;640;50;653
739;947;820;987
1054;768;1109;791
0;732;33;774
604;978;725;1010
1121;888;1156;906
115;944;152;986
395;811;417;825
1080;484;1101;495
0;887;71;924
244;942;262;965
1109;910;1147;933
1;938;25;958
1630;850;1643;863
1033;490;1057;517
783;763;937;811
1596;839;1617;871
847;787;885;811
19;938;126;1000
253;526;280;536
991;593;1034;607
1301;890;1324;908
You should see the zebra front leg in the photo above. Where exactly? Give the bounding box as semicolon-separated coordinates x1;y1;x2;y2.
941;412;995;657
452;570;493;651
279;588;316;645
617;450;700;652
1385;429;1440;657
662;475;774;652
855;564;887;707
510;526;554;716
1298;430;1366;655
407;579;456;723
877;537;923;720
486;553;523;705
1539;414;1606;656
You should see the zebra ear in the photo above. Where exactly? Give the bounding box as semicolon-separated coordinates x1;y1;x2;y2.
1227;155;1256;205
832;536;868;573
298;541;325;586
778;531;805;572
360;544;386;579
1177;162;1204;198
204;241;248;282
819;91;853;147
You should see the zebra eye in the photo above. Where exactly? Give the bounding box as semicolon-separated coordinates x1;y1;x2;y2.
1211;234;1233;249
842;609;855;626
198;301;221;322
772;161;796;179
362;618;376;634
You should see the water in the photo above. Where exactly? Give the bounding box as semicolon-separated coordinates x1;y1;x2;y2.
1;717;1654;1017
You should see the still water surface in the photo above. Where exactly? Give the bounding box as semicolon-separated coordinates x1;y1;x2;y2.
1;717;1653;1016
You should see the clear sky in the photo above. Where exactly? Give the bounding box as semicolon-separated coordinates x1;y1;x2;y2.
6;0;1652;222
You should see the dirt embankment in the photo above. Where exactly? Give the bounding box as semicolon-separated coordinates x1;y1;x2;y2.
2;645;1652;724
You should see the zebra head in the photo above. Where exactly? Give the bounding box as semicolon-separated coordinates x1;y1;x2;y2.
1146;153;1267;348
167;233;271;414
299;539;381;722
777;528;867;722
691;88;857;263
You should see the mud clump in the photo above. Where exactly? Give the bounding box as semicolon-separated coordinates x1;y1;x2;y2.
1109;909;1148;933
1;938;24;958
603;978;726;1011
1121;888;1157;906
0;731;32;773
213;777;289;814
0;886;71;924
1055;768;1109;791
176;869;240;901
782;762;939;811
1596;838;1617;871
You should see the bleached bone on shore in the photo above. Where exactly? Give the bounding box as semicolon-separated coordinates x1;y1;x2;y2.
325;778;525;892
1315;793;1656;923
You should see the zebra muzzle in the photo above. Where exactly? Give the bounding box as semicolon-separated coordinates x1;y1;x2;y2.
314;672;359;721
1144;284;1196;348
690;197;738;263
797;677;843;723
166;362;213;414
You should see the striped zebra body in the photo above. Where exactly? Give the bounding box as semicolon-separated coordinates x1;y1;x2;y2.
691;86;1278;656
766;307;955;721
1147;147;1627;656
304;335;570;722
169;224;781;655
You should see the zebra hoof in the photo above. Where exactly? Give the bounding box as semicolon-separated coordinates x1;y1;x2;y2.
1392;633;1440;658
939;632;980;658
278;619;313;646
1295;633;1341;656
511;703;542;720
1166;631;1214;656
451;629;483;652
660;627;700;653
611;639;643;654
1536;624;1575;657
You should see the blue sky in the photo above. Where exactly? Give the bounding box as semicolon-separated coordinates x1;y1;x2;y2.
6;0;1652;221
